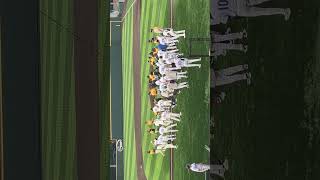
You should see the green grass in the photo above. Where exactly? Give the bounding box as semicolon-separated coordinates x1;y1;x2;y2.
211;5;320;180
122;7;138;180
122;0;210;180
140;0;170;179
40;0;76;179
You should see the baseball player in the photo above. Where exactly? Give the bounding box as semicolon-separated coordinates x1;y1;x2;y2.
145;119;173;127
158;124;178;134
151;27;186;38
147;124;178;135
171;58;202;69
165;82;189;92
211;42;248;59
152;135;176;146
160;90;174;98
212;0;291;25
156;143;178;150
163;71;188;81
211;64;251;87
155;36;179;45
147;149;166;156
152;105;167;114
156;99;175;108
213;28;247;42
160;111;182;122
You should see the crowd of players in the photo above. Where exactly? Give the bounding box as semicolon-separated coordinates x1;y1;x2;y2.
143;27;203;156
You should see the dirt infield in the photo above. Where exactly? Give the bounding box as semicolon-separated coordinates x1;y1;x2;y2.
74;0;100;180
132;0;148;180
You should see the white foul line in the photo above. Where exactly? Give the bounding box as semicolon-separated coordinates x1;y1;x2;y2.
121;0;137;21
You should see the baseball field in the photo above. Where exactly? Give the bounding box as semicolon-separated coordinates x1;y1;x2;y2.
122;0;211;180
40;0;110;179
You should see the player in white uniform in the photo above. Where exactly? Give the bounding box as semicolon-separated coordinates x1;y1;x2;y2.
166;81;189;91
186;160;229;178
160;90;174;98
156;99;174;108
152;135;176;146
159;53;183;64
158;134;176;142
151;27;186;38
186;163;210;172
212;0;291;25
160;111;182;122
156;143;178;150
163;71;188;81
158;124;178;135
157;36;179;45
145;119;173;127
152;105;166;114
171;58;202;69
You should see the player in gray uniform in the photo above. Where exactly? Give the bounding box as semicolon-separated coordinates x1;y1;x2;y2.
211;64;251;87
211;42;248;59
213;28;247;43
212;0;291;25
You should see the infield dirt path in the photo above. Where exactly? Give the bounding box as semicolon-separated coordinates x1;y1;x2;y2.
132;0;148;180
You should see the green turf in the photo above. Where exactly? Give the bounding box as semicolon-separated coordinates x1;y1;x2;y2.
40;0;77;179
122;7;138;180
140;0;171;180
122;0;211;180
211;5;320;180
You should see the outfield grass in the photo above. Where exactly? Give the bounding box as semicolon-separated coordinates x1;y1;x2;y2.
211;5;320;180
122;7;138;180
40;0;77;179
122;0;211;180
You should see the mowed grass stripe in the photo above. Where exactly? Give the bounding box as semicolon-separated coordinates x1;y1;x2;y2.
51;1;64;178
123;10;133;167
145;3;170;179
125;9;138;180
123;12;133;143
140;0;158;155
122;23;131;179
46;0;59;179
53;0;69;178
123;10;133;136
59;0;74;178
142;2;169;178
126;20;136;180
123;10;135;180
